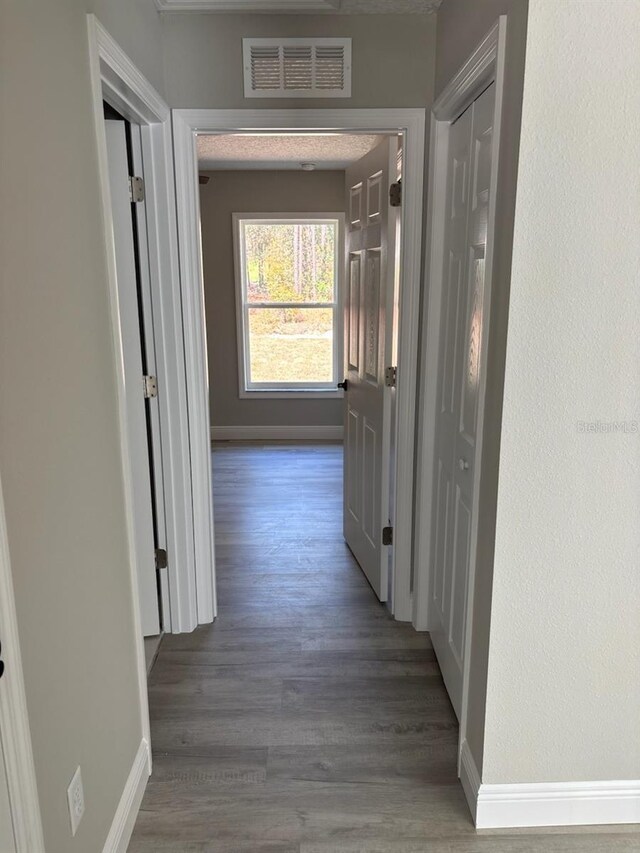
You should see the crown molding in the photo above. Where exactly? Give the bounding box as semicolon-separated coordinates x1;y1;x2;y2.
155;0;340;12
154;0;440;13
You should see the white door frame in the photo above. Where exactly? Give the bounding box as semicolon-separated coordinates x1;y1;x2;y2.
0;472;45;852
88;16;205;641
412;18;507;768
172;108;425;623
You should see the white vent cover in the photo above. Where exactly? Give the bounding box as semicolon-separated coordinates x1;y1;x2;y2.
243;38;351;98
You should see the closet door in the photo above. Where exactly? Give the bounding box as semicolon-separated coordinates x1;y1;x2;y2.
429;83;496;718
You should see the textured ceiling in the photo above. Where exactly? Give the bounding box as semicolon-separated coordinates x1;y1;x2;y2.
197;133;386;170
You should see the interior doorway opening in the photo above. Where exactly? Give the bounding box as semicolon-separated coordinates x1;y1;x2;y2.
195;130;405;613
172;108;427;630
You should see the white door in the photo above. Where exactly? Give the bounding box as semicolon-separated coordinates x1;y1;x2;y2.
343;138;393;600
429;83;496;718
0;736;16;853
383;140;402;608
105;120;160;637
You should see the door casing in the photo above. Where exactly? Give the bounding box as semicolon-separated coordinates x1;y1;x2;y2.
413;17;508;779
172;108;426;624
0;471;45;852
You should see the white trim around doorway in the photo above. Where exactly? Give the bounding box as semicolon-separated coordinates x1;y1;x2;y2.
0;474;45;852
88;15;206;641
172;108;426;625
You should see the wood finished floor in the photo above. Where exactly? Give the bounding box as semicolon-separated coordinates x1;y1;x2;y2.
129;443;640;853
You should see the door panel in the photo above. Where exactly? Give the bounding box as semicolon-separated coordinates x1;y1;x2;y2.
343;138;392;600
429;83;496;718
363;252;381;383
346;408;360;523
105;120;160;637
348;255;361;371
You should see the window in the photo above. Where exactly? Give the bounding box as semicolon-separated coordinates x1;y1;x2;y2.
233;214;343;396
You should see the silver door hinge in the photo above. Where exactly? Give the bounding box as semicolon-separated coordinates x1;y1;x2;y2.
385;366;397;388
382;526;393;546
155;548;168;570
389;180;402;207
143;375;158;399
129;175;145;203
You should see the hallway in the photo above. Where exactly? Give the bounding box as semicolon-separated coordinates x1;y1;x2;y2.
128;444;635;852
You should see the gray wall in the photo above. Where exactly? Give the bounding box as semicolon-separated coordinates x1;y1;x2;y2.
200;170;345;428
90;0;165;95
435;0;525;96
162;13;436;108
0;1;163;850
432;0;529;776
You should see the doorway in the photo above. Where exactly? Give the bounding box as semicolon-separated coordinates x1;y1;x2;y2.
172;109;426;624
192;128;410;614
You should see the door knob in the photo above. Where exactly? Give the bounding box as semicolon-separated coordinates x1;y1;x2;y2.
459;458;469;471
337;380;348;390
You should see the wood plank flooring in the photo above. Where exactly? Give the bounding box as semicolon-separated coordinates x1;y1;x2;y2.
128;443;640;852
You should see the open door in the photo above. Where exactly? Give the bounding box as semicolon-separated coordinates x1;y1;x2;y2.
342;137;398;601
104;119;160;636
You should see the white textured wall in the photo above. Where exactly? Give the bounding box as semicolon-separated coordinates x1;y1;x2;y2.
483;0;640;783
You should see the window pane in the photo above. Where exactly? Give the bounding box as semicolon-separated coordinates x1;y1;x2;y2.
247;307;333;384
244;222;335;303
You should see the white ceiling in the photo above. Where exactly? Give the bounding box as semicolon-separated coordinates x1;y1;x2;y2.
156;0;441;14
197;132;386;170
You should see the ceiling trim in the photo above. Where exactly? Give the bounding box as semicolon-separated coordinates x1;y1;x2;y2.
154;0;441;12
155;0;341;12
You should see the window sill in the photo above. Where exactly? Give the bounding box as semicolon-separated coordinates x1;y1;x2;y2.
239;389;343;400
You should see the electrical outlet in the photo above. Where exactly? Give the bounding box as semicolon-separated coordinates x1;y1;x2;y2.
67;766;85;836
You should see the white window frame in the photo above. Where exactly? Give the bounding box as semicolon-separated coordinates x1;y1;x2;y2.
232;211;345;399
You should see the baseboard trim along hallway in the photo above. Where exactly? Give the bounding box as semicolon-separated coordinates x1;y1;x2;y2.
461;740;640;829
102;739;150;853
127;445;640;851
210;425;343;441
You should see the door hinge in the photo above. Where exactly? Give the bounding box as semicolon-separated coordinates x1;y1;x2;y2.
382;526;393;546
143;375;158;399
389;179;402;207
385;366;397;388
129;175;145;203
155;548;168;570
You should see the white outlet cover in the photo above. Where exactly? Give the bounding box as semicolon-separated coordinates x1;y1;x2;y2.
67;766;85;836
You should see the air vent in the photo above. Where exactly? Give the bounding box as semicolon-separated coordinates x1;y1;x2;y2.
243;38;351;98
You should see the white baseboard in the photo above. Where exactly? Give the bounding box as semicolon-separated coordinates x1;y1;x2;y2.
460;739;640;829
102;739;150;853
211;425;343;441
459;739;481;824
